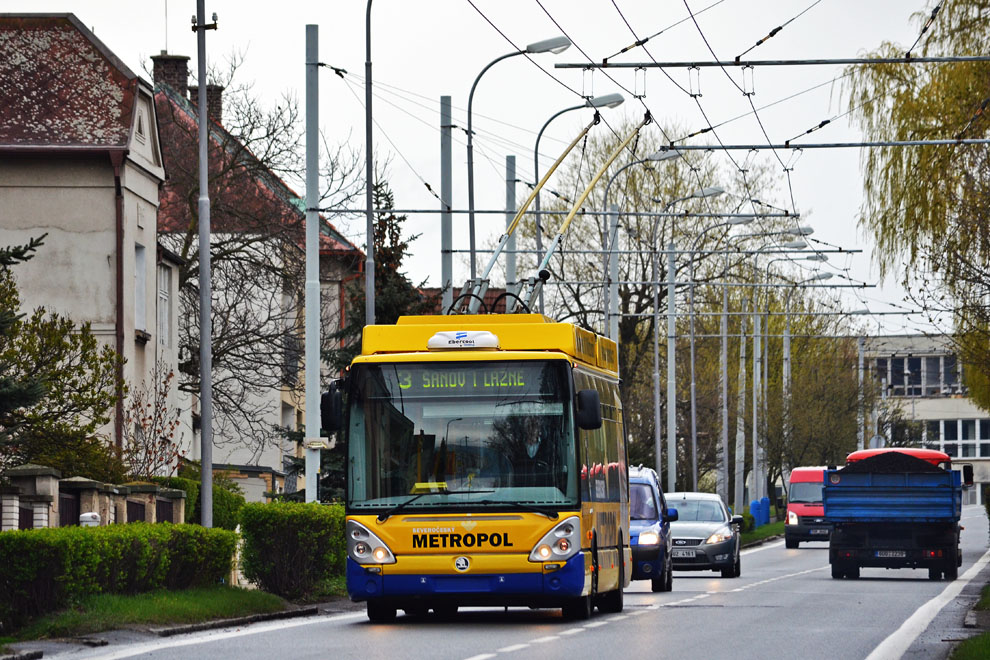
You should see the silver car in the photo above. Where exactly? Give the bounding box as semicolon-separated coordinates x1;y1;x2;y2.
667;492;743;578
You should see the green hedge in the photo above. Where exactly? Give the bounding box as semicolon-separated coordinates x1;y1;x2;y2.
0;523;236;632
239;502;345;600
153;477;199;523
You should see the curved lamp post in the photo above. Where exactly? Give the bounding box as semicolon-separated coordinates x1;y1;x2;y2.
601;149;682;337
531;92;625;313
467;36;571;281
651;186;724;490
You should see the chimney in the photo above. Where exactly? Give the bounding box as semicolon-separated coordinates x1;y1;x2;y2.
189;84;224;122
151;51;190;98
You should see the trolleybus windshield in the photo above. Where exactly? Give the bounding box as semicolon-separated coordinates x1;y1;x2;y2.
346;360;578;513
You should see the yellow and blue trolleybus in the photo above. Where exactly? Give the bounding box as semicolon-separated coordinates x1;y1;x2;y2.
322;313;630;621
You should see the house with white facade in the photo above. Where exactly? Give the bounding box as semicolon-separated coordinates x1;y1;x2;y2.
0;13;180;450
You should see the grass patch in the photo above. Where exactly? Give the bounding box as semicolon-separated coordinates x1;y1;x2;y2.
976;584;990;611
952;631;990;659
741;520;785;546
13;586;286;641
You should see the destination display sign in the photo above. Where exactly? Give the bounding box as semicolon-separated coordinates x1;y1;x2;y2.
385;362;561;397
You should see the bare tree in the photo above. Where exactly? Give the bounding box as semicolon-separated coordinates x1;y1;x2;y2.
155;55;363;459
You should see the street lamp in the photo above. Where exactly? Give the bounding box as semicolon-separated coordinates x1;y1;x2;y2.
685;215;755;493
531;92;625;314
602;149;682;338
651;186;724;491
467;36;571;281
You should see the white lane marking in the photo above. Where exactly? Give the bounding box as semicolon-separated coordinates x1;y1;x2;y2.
463;655;497;660
866;545;990;660
559;627;587;635
607;615;628;621
584;620;609;628
741;540;785;554
628;610;646;616
531;636;559;644
79;612;367;660
497;643;530;653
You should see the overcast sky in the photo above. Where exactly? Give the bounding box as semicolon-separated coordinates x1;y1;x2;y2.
3;0;949;334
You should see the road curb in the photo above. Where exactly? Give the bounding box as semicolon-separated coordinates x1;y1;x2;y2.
150;606;320;637
742;533;783;549
0;651;43;660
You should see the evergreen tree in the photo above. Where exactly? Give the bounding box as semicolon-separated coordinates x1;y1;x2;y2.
0;237;125;480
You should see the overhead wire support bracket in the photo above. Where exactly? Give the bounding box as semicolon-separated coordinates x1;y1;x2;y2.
555;55;990;69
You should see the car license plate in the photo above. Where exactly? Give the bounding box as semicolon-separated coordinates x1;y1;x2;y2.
671;549;696;558
811;528;829;535
876;550;906;558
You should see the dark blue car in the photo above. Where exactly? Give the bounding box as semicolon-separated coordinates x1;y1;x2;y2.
628;466;677;592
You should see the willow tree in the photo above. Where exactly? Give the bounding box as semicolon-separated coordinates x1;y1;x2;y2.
845;1;990;407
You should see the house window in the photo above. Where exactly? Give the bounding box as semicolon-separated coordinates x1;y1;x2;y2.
924;356;940;396
874;358;887;385
907;356;922;396
157;265;171;347
890;357;904;396
135;245;147;332
944;355;959;393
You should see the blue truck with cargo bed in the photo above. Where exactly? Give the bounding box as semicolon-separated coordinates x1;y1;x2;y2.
823;455;963;581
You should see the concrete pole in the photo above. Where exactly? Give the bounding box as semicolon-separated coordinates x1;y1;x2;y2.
195;0;213;527
608;205;619;342
652;248;662;477
440;96;453;312
505;155;516;288
304;25;320;502
364;0;376;326
752;311;761;501
734;300;747;514
718;275;728;503
689;267;698;491
782;303;792;477
666;241;677;492
857;336;865;450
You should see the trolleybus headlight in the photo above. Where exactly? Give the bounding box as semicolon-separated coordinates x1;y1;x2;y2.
787;511;798;525
529;516;581;562
346;520;396;564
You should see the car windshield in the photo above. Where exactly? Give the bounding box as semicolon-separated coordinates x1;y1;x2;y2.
630;483;658;520
789;481;823;504
345;360;578;512
672;498;726;522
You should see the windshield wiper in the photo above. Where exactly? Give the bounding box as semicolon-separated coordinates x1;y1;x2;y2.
476;500;559;520
376;489;495;522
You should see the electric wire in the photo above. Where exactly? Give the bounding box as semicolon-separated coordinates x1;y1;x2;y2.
734;0;825;62
905;1;943;57
602;0;728;63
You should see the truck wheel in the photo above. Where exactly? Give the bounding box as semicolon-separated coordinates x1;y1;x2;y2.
944;563;958;580
847;566;860;579
367;601;396;623
785;539;799;549
831;564;844;579
928;567;941;580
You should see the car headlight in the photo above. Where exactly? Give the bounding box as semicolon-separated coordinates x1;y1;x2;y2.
787;510;798;525
704;527;733;545
638;531;660;546
529;516;581;562
347;520;396;564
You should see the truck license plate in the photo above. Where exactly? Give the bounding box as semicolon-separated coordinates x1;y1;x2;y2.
810;528;829;535
671;549;696;558
876;550;906;558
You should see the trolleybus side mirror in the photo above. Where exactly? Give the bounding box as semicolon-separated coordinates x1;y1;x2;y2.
320;380;343;434
575;389;602;430
962;463;974;487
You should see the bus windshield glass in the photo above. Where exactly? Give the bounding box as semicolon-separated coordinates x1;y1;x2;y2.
346;360;578;512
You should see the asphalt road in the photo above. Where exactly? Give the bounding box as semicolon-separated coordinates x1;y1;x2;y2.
23;505;990;660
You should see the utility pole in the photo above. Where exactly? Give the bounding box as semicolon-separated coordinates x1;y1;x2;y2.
505;155;516;287
304;25;320;502
193;0;216;527
734;300;747;514
440;96;452;312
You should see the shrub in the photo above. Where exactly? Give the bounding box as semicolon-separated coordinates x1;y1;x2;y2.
740;512;755;533
0;523;235;632
239;502;345;600
212;485;245;531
